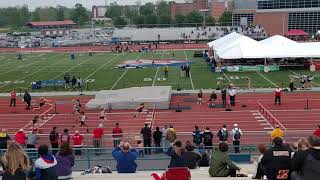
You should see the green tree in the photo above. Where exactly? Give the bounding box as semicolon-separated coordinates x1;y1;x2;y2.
70;3;89;25
158;15;171;24
113;16;127;27
174;14;185;24
156;1;170;16
185;11;202;25
145;14;157;25
56;6;65;21
219;11;232;25
206;16;216;25
133;15;145;26
123;6;139;24
19;6;31;26
105;2;122;19
31;9;41;21
139;2;154;16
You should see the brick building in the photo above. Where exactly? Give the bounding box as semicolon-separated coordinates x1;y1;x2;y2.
27;20;76;37
170;0;209;18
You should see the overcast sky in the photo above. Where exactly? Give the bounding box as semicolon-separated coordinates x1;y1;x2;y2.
0;0;182;10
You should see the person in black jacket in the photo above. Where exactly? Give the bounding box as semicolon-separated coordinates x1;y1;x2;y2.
291;135;320;180
153;127;163;153
141;123;152;155
0;129;10;150
261;137;292;180
203;127;213;150
182;141;201;169
23;91;31;110
167;141;187;168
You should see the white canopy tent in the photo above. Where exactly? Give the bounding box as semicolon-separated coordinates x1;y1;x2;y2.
207;32;243;49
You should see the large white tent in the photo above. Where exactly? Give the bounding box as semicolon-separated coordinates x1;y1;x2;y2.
207;32;243;49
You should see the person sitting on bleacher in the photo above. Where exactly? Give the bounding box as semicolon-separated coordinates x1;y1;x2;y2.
209;142;241;177
112;142;137;173
167;141;187;168
182;141;201;169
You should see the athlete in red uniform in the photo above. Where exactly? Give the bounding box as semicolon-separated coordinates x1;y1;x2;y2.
133;103;149;118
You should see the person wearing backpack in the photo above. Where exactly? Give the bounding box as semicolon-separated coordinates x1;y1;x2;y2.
192;126;203;146
61;128;70;145
217;124;228;143
49;127;59;155
203;127;213;150
232;124;243;153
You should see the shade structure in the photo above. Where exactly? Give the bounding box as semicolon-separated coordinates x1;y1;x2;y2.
286;29;308;36
207;32;243;49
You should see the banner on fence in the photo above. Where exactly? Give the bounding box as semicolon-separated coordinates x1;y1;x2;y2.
225;65;279;72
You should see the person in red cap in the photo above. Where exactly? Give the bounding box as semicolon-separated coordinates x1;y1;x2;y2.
274;86;281;105
314;125;320;137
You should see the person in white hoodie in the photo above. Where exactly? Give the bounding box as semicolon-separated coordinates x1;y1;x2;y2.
232;124;243;153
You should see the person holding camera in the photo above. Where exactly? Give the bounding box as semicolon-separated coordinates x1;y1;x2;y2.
112;142;138;173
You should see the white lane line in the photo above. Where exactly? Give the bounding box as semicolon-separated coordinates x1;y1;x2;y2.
152;67;160;86
49;53;102;80
184;50;194;90
256;71;277;87
289;70;320;87
110;69;129;90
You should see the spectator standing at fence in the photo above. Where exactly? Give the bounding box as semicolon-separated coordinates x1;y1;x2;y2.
35;144;58;180
221;87;227;107
61;128;70;145
291;135;320;180
71;76;77;87
49;126;59;155
112;142;138;173
180;65;185;77
153;127;163;153
9;90;16;107
228;84;236;106
217;124;228;143
77;77;82;88
209;142;241;177
314;125;320;137
203;127;213;150
0;129;10;150
167;125;177;144
112;123;123;148
1;142;30;179
64;74;70;89
55;143;75;180
185;64;190;78
271;125;284;140
26;129;39;149
15;129;26;147
192;126;203;146
141;123;152;155
72;130;83;159
261;137;292;180
163;65;169;79
274;86;282;105
93;124;104;156
23;91;31;110
162;125;169;152
167;141;187;168
232;124;242;153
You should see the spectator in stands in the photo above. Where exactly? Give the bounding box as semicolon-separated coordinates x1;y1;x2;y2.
261;137;292;180
0;129;10;150
183;141;201;169
274;86;282;105
161;125;169;152
112;142;138;173
198;147;210;167
15;129;26;147
167;141;187;168
232;124;243;153
252;144;267;179
203;127;213;150
35;144;58;180
1;142;30;179
49;126;59;155
141;123;152;155
228;84;236;106
26;129;39;149
271;125;284;140
112;122;123;148
61;128;70;145
297;137;310;151
217;124;228;143
56;143;75;180
153;127;163;153
23;91;31;110
291;135;320;180
9;90;16;107
93;124;104;155
209;142;240;177
314;124;320;137
72;130;83;159
192;126;203;146
167;125;177;144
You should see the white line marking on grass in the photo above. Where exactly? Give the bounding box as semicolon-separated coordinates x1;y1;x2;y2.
110;69;129;90
256;71;277;87
224;73;232;82
289;70;320;87
184;50;194;90
152;67;160;86
49;53;102;80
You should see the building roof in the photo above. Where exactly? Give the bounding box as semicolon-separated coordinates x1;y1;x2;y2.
27;20;76;26
286;29;308;36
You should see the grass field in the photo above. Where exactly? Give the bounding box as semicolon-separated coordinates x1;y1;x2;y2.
0;50;320;93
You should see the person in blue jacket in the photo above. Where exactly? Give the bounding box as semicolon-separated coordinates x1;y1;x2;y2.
112;142;138;173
